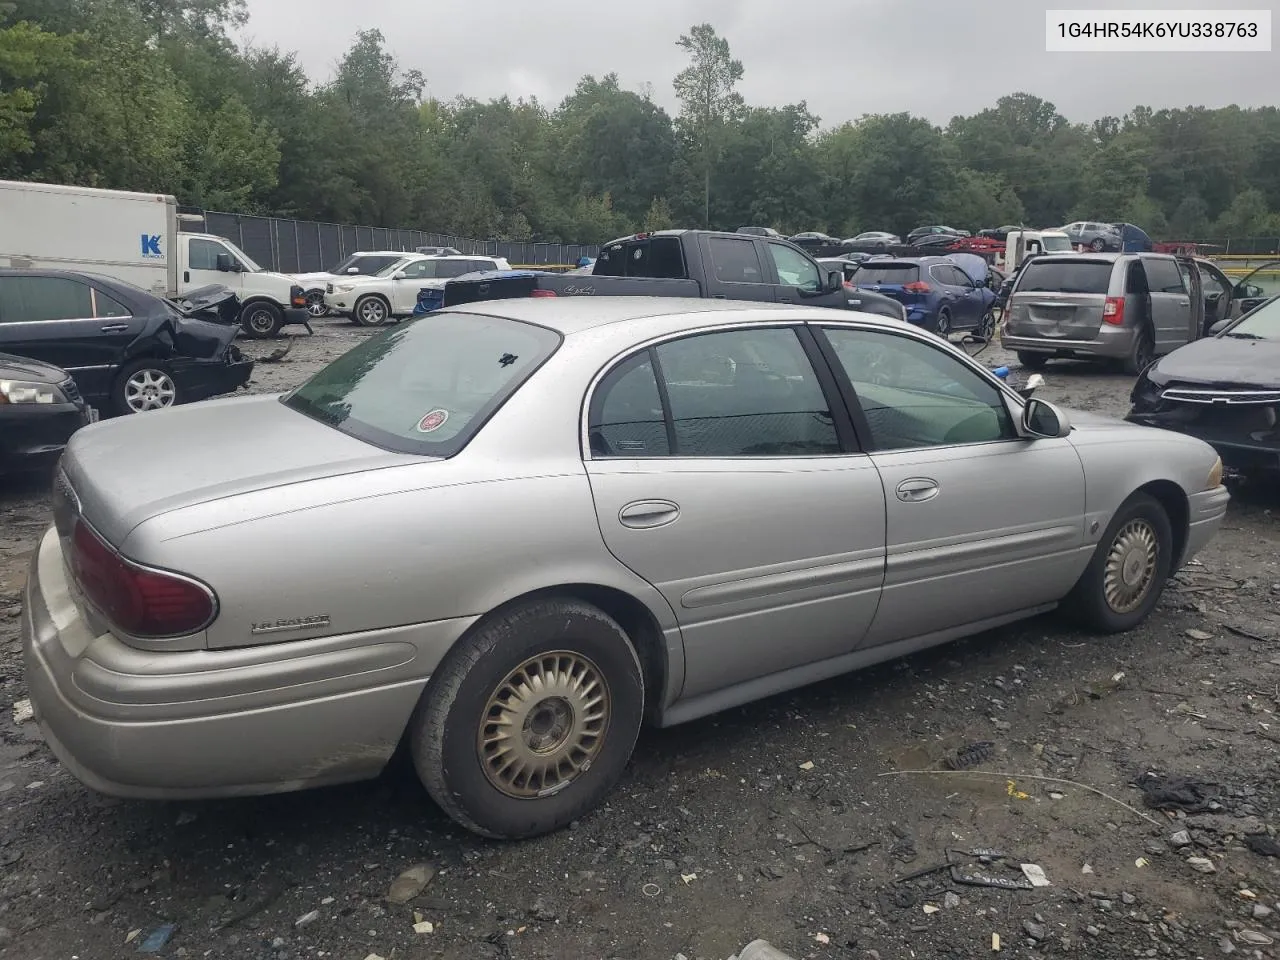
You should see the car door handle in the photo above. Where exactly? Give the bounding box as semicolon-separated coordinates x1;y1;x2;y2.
99;324;128;333
895;478;940;503
618;500;680;529
1176;298;1190;306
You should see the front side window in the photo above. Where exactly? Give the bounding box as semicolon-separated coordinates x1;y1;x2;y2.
707;238;765;284
767;243;821;291
0;276;93;323
189;239;226;271
284;312;561;456
822;327;1016;450
349;255;402;276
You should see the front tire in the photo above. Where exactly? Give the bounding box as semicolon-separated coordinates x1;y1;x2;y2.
304;289;329;318
410;597;644;839
354;295;390;327
241;301;283;339
1090;237;1106;252
1062;492;1173;633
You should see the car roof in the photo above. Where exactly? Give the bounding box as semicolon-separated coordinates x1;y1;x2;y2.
442;296;899;337
0;267;154;299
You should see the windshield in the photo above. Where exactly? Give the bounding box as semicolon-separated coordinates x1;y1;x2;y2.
1041;235;1072;252
283;312;560;456
1016;259;1113;294
219;239;263;273
1224;296;1280;340
331;254;404;276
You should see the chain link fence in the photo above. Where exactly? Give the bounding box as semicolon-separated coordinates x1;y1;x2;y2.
1187;237;1280;256
195;212;599;273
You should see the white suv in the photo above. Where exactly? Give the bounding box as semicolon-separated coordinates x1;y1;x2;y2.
325;255;512;326
291;251;411;318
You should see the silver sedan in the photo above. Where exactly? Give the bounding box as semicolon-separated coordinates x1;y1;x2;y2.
22;298;1229;839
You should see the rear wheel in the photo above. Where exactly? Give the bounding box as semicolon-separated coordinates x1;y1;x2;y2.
304;289;329;318
410;597;644;839
1062;493;1173;633
979;308;997;340
1122;325;1154;375
354;295;390;327
933;309;952;338
1090;237;1106;252
241;301;283;339
1016;351;1049;370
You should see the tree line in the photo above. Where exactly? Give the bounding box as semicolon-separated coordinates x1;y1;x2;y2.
4;1;1280;245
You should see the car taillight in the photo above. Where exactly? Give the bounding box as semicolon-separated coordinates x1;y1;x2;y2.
1102;296;1125;325
843;281;855;289
903;281;931;293
529;289;557;298
70;521;216;638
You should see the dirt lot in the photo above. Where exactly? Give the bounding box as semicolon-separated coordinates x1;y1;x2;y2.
2;318;1279;960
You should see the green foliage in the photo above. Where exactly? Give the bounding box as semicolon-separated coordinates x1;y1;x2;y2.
3;8;1280;243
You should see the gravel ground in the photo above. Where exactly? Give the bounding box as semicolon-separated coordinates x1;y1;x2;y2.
2;317;1279;960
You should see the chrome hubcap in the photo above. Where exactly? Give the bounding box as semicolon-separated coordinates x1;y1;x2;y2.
125;369;176;412
1103;519;1158;614
359;300;385;324
305;292;327;317
478;651;610;800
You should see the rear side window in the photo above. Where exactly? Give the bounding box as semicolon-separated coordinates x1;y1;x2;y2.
351;256;402;275
1016;260;1114;294
0;276;93;322
284;312;561;457
1142;258;1186;294
587;353;669;457
854;263;920;285
594;238;686;279
707;237;766;284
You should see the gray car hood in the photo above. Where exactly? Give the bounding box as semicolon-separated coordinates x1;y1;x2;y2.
61;393;424;547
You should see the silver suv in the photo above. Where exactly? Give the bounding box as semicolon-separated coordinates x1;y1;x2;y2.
1001;253;1204;374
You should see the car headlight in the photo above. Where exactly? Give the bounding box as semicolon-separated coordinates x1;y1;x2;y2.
0;379;68;405
1206;456;1223;489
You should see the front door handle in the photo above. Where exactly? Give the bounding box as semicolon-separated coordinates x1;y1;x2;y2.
618;500;680;529
184;270;190;283
895;478;940;503
100;324;128;333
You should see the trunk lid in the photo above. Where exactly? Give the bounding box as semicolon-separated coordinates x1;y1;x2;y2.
58;393;424;548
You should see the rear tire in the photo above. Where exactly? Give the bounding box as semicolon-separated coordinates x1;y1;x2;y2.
1090;237;1106;252
410;597;644;840
1122;325;1154;375
1061;493;1173;633
933;309;952;338
241;301;283;339
1016;351;1049;370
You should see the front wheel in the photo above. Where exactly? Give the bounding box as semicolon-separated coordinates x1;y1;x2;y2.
1062;493;1173;633
410;597;645;839
241;301;283;339
1090;237;1106;252
353;295;390;327
979;308;997;340
304;289;329;319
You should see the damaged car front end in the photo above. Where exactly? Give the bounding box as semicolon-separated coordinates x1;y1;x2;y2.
1127;293;1280;476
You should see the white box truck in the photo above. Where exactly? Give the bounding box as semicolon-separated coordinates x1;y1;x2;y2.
0;179;311;337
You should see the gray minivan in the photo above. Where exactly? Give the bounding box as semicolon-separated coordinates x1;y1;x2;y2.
1001;253;1204;374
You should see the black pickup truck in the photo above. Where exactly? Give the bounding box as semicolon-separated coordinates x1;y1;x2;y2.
441;230;907;321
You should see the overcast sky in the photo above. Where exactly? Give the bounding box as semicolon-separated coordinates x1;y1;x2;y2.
237;0;1277;127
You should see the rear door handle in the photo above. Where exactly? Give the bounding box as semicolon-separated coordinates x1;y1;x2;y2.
618;500;680;529
100;324;128;333
895;478;940;503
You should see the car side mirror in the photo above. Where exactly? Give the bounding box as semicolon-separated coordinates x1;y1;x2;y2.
215;253;237;272
1208;318;1231;336
1022;397;1071;439
393;271;407;280
825;270;843;293
347;267;359;274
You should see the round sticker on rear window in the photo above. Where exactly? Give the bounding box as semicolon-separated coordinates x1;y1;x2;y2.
415;409;449;433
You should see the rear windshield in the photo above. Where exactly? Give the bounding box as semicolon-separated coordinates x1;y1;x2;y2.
1016;260;1114;294
283;312;561;456
853;263;919;284
594;237;687;278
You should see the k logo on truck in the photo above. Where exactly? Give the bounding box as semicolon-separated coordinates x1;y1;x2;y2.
140;234;163;258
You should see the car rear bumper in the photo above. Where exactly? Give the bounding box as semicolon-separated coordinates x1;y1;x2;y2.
21;527;477;798
281;306;312;328
0;403;91;473
1001;326;1136;359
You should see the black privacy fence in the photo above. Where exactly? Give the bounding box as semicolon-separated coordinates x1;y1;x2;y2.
195;211;600;273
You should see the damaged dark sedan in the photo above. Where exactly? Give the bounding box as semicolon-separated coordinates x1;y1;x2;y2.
1128;291;1280;477
0;270;253;417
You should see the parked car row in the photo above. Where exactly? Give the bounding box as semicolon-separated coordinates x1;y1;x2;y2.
0;268;253;474
318;253;511;326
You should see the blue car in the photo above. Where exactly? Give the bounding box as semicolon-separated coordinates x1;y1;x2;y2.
850;254;997;337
